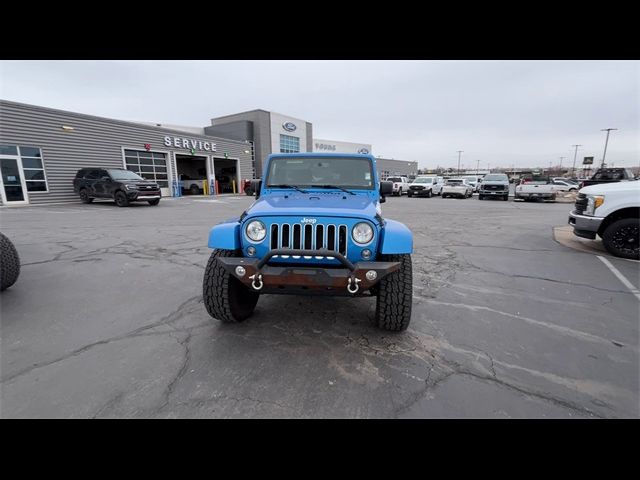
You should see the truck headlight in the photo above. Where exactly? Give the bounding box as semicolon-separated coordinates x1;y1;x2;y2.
246;220;267;242
124;184;138;190
585;195;605;215
352;222;374;244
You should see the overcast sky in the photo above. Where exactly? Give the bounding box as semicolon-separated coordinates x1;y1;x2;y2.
1;60;638;169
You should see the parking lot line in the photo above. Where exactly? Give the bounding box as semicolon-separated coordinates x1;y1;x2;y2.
597;256;640;301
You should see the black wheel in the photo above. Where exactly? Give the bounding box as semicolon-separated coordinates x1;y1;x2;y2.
0;232;20;292
602;218;639;260
442;194;447;198
79;189;93;203
114;191;129;207
503;195;509;201
569;188;577;192
479;195;484;200
426;189;432;198
407;192;413;198
203;249;260;322
190;184;200;195
398;188;402;196
148;199;160;206
373;254;412;332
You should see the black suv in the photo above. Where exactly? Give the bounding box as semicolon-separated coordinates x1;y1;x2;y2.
73;168;161;207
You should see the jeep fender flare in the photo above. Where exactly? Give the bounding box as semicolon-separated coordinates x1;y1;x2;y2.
208;221;241;250
379;219;413;254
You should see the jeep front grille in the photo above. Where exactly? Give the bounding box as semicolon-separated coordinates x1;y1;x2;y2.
270;223;348;256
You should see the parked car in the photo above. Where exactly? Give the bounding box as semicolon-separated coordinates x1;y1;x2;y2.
551;179;579;192
463;175;481;192
553;177;579;185
0;232;20;291
387;176;410;196
408;176;437;197
568;181;639;259
180;175;205;195
478;173;510;200
73;168;161;207
441;178;474;198
203;153;414;331
580;168;635;189
515;178;558;202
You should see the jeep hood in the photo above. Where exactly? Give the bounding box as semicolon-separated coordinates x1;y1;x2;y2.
246;193;379;219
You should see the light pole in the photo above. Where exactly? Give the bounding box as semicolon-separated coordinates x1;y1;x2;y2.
457;151;463;175
600;128;618;168
476;159;480;175
571;144;582;179
559;157;565;175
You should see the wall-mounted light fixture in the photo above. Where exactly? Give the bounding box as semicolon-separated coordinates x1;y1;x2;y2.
61;125;75;131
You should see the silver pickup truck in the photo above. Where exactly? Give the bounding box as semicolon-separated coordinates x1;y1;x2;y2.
515;179;558;201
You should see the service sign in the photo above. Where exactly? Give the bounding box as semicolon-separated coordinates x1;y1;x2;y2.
163;136;217;152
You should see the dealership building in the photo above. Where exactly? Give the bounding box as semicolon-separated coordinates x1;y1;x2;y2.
0;100;418;206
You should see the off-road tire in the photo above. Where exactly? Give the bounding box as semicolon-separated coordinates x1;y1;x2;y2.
114;191;129;207
1;232;20;291
203;249;260;323
79;189;93;203
148;199;160;206
602;218;639;260
373;254;412;332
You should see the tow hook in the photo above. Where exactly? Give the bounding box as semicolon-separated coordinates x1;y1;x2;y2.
347;276;361;294
249;273;263;291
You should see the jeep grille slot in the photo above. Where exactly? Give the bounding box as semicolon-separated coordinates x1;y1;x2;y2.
268;222;348;257
327;225;336;251
338;225;347;255
304;224;313;249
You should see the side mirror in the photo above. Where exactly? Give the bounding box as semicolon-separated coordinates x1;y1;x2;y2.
250;179;262;199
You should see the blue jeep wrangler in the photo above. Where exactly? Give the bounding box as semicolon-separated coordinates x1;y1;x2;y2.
202;153;414;331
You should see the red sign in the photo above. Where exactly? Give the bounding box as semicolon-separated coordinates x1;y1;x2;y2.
144;143;151;151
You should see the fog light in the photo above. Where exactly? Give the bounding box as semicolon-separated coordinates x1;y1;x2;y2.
361;249;372;260
247;246;256;256
235;266;246;277
366;270;377;281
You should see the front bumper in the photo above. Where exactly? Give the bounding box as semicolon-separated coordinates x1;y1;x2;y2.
480;189;508;196
127;191;161;201
409;187;431;196
217;249;400;296
568;211;603;239
515;192;555;199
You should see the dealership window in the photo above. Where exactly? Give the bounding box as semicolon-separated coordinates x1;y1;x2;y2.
0;145;49;192
279;134;300;154
123;149;168;187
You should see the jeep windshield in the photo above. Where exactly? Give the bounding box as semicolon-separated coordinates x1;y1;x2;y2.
266;157;374;190
108;169;145;181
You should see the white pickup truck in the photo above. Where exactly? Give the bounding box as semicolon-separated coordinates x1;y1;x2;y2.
387;176;410;196
515;179;558;201
568;181;639;259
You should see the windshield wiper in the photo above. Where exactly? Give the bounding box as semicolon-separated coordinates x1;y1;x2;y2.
268;184;309;194
317;185;356;195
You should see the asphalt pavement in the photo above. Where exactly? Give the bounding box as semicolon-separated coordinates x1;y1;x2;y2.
1;193;638;418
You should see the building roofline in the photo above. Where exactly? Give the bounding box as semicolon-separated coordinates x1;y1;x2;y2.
0;99;251;146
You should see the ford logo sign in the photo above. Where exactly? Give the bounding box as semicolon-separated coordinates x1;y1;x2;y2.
358;148;370;154
283;122;297;132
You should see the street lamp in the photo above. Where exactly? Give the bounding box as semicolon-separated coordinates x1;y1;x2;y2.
600;128;618;168
457;150;463;175
571;144;582;179
559;157;565;175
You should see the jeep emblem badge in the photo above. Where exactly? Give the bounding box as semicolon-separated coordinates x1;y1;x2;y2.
301;218;317;224
283;122;297;132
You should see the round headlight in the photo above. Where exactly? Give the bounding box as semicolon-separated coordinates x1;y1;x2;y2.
246;220;266;242
352;222;374;245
